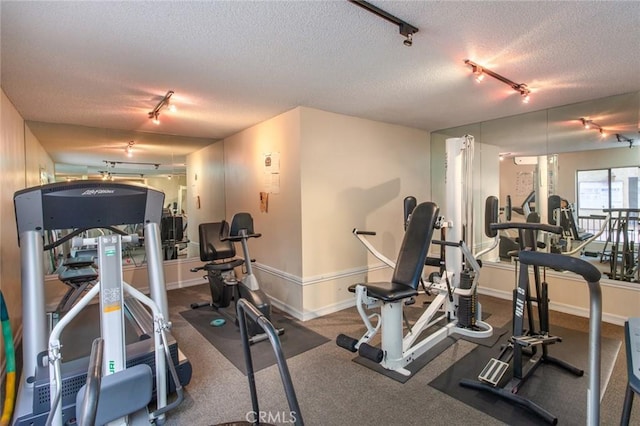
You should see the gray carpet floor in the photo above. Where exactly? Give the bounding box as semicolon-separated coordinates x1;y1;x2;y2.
164;283;639;425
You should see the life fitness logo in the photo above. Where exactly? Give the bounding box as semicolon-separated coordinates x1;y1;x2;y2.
81;189;115;196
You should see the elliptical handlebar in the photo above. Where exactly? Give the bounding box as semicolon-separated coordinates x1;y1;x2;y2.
517;250;602;425
490;222;563;235
222;232;262;242
518;250;601;283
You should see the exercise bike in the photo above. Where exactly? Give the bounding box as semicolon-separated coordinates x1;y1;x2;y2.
191;212;284;344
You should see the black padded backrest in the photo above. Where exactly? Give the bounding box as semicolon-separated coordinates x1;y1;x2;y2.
485;196;499;238
561;205;582;239
391;202;439;289
505;195;512;221
522;212;540;249
230;212;254;236
198;222;236;262
548;195;562;225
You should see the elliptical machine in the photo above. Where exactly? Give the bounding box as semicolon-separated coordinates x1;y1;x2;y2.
191;213;284;344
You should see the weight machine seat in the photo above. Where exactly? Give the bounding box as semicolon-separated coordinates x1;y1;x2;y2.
348;201;439;303
348;282;418;302
562;208;594;241
550;195;594;241
58;266;98;285
204;258;244;272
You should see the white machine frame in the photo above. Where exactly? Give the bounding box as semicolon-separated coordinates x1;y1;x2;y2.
348;136;493;376
47;234;173;426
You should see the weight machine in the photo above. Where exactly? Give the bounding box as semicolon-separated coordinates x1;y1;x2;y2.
336;136;493;376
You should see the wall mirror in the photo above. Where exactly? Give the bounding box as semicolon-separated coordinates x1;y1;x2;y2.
430;91;640;284
24;122;218;274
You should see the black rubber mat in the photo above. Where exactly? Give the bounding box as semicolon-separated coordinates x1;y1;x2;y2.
180;307;330;375
352;325;508;383
429;323;621;425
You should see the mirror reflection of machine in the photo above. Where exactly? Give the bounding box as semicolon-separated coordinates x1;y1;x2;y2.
161;203;188;260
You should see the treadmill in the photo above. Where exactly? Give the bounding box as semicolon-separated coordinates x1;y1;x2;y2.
12;181;192;426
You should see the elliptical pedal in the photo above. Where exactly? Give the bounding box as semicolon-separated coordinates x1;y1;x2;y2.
478;358;509;386
512;334;561;347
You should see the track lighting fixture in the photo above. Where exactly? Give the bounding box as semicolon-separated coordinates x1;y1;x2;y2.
99;171;146;179
579;118;635;147
349;1;418;47
148;90;175;124
615;133;635;148
464;60;532;103
104;160;162;169
580;118;608;139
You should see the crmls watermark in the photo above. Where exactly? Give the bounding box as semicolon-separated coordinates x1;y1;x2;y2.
245;410;298;424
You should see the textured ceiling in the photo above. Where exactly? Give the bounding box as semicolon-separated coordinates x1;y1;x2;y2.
1;1;639;176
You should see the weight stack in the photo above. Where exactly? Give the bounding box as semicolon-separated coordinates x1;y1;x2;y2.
457;270;476;328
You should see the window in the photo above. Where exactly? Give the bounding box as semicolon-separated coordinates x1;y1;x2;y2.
577;167;639;216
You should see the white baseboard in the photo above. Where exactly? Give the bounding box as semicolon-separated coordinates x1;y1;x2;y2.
477;287;626;326
267;294;355;322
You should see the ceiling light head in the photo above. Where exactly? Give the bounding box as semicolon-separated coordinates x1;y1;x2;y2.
581;118;591;129
350;2;418;47
470;63;483;80
152;111;160;125
600;128;607;138
125;141;135;157
403;32;413;47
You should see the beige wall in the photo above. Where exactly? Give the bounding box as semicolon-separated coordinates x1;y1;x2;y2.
299;108;430;315
223;107;303;311
221;106;431;318
185;141;226;257
25;124;55;186
1;90;27;354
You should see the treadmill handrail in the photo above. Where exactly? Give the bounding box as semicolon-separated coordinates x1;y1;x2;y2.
517;250;602;426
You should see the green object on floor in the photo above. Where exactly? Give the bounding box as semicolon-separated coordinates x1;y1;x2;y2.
210;318;226;327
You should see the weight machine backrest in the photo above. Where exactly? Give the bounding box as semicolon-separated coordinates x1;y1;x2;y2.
391;202;439;290
199;222;236;262
485;196;499;238
230;212;255;237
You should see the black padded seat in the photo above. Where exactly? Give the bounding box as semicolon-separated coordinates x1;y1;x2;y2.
58;266;98;284
350;282;418;302
203;258;244;272
350;202;439;304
